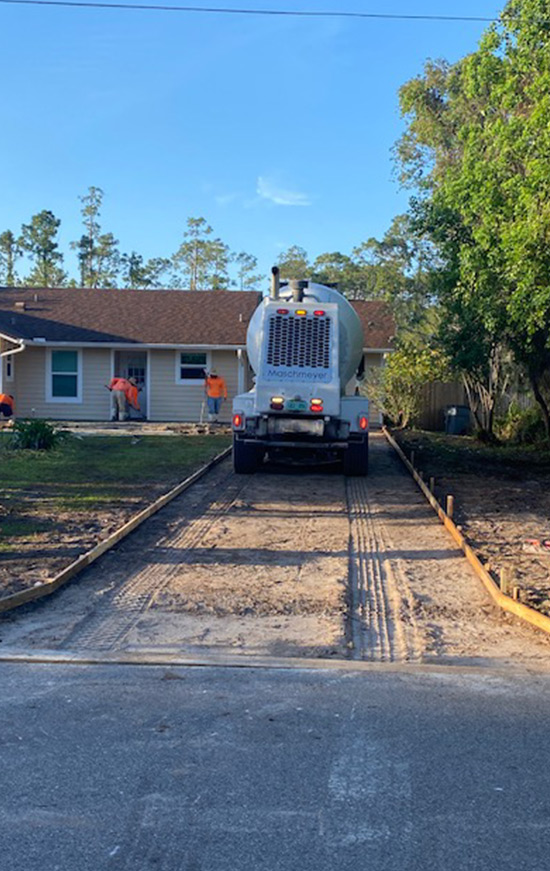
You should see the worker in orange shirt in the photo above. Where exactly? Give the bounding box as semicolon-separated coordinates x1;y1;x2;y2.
0;393;15;424
108;377;140;421
204;368;227;422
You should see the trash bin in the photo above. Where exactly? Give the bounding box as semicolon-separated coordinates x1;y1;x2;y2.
444;405;472;435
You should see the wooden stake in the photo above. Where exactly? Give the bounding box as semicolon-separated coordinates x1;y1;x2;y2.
429;477;435;493
446;495;454;519
500;568;510;596
410;450;415;468
513;586;521;602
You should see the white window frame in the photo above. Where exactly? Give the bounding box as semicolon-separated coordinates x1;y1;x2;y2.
5;353;14;382
46;348;83;403
175;350;211;385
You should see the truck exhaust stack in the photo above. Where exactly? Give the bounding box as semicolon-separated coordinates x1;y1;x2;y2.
270;266;280;300
289;279;307;303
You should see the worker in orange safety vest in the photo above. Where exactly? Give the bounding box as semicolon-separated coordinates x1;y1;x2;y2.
108;377;140;421
0;393;15;422
204;368;227;422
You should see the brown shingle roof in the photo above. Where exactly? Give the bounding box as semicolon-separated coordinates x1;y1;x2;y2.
0;287;261;346
0;286;395;350
349;299;396;350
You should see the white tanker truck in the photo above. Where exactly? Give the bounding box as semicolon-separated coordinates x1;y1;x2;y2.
231;267;369;475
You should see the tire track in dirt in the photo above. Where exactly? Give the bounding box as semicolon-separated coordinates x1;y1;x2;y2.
60;471;247;651
346;477;422;662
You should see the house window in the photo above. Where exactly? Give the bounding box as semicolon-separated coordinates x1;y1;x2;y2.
176;351;210;384
47;349;82;402
5;354;14;382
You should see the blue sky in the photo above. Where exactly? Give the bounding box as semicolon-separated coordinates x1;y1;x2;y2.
1;0;504;285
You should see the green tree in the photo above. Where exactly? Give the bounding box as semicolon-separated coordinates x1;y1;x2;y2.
20;211;66;287
352;214;435;329
172;217;231;290
71;186;120;287
235;252;263;290
276;245;310;280
396;0;550;438
120;251;170;289
0;230;22;286
208;237;231;289
310;251;366;296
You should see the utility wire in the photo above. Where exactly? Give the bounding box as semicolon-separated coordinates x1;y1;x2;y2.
0;0;496;22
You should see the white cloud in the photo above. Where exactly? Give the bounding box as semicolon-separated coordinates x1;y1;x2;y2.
214;192;240;206
256;176;311;207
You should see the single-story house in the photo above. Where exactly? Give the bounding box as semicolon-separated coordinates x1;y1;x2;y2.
0;287;395;423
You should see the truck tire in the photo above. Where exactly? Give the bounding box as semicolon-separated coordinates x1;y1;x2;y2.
343;439;369;477
233;437;259;474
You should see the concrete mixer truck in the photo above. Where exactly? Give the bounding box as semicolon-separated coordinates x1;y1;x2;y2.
231;267;369;475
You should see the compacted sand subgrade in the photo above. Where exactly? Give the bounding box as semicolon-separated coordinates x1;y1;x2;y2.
1;434;550;665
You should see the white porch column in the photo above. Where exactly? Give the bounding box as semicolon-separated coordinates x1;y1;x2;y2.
237;348;245;395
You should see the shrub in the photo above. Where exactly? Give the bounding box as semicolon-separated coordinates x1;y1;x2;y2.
496;403;546;445
365;342;450;428
11;419;67;451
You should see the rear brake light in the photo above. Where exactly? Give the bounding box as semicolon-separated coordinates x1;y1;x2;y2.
310;399;324;413
359;415;368;430
232;413;244;430
313;310;325;316
277;308;289;315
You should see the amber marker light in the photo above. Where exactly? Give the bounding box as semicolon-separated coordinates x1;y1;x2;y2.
295;309;307;316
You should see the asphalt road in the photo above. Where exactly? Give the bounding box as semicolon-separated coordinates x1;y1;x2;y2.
2;661;550;871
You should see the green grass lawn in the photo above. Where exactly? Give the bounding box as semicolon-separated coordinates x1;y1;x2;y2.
1;434;231;514
0;433;231;593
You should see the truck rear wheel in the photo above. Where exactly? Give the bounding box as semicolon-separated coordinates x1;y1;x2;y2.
343;439;369;477
233;437;259;474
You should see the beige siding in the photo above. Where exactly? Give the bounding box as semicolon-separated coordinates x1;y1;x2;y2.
11;345;245;422
149;349;240;422
14;346;112;420
344;351;386;425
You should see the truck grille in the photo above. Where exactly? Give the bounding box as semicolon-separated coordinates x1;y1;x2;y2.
266;314;332;369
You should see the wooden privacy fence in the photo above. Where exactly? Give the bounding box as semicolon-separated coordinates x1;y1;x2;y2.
416;381;468;431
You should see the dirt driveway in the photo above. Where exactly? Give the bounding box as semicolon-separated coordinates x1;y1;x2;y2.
1;434;550;666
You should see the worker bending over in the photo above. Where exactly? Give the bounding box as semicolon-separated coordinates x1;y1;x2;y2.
108;377;140;421
0;393;15;425
204;368;227;422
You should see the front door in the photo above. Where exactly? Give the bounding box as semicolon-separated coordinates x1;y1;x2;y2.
114;351;147;419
